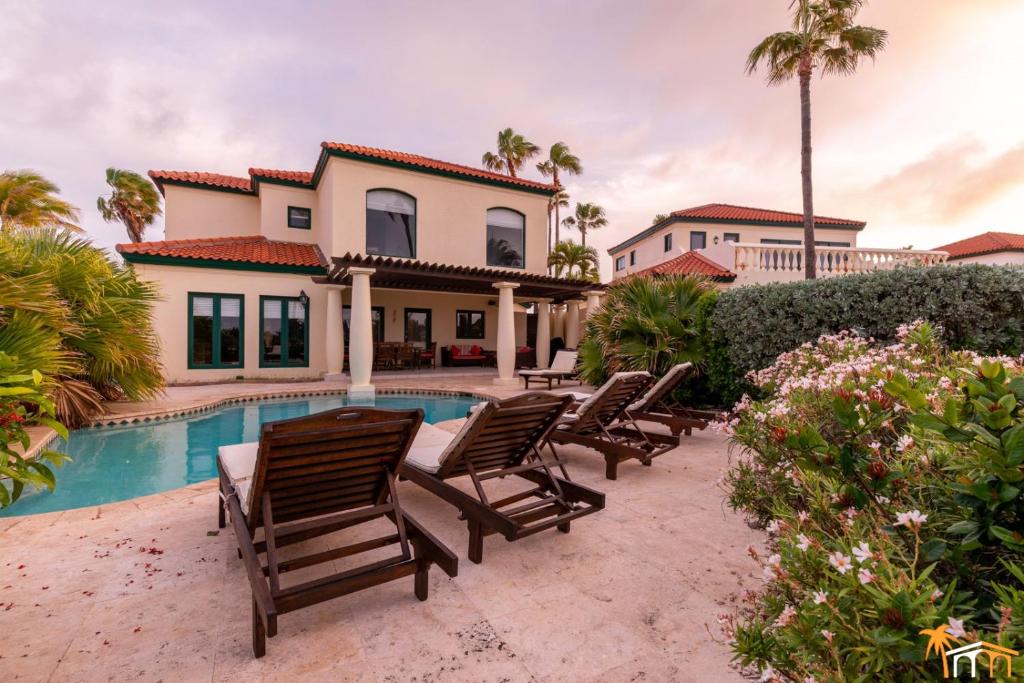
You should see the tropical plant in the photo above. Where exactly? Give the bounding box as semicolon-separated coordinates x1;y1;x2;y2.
561;202;607;248
721;322;1024;680
481;128;540;178
746;0;886;279
0;229;163;426
546;190;569;271
577;274;712;387
97;168;162;243
0;354;69;508
536;143;582;245
0;170;80;233
547;241;599;281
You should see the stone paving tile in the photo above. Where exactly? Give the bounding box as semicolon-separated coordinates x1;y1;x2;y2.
0;378;762;681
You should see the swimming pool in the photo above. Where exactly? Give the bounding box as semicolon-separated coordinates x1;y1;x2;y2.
3;393;480;517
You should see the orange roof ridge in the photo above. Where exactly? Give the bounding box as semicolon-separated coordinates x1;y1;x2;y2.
631;250;736;281
116;235;326;270
933;230;1024;259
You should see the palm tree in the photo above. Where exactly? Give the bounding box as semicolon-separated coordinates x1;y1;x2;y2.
746;0;886;279
919;624;960;678
547;240;599;281
653;214;669;225
561;202;608;248
546;190;569;272
578;274;712;387
0;170;80;232
97;168;162;243
481;128;540;178
537;142;582;245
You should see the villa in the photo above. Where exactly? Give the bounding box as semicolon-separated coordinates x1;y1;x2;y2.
117;142;603;393
607;203;949;286
933;230;1024;265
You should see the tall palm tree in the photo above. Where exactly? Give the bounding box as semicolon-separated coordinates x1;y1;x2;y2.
97;168;162;243
0;170;80;232
536;142;582;244
481;128;540;178
746;0;886;279
547;240;599;281
561;202;608;248
546;190;569;272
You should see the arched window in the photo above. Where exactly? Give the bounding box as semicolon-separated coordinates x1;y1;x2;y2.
486;208;524;268
366;189;416;258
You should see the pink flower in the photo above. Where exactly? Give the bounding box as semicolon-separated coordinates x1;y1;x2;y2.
821;629;834;643
947;617;966;638
852;542;872;564
895;435;914;452
930;589;944;602
773;604;797;628
797;511;809;523
828;552;853;574
895;510;928;529
766;519;781;534
857;568;875;585
812;590;828;605
796;534;811;552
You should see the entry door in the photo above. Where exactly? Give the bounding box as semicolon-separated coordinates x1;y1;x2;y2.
404;308;431;349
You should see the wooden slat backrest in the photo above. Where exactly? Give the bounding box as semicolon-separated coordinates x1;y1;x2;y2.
437;392;572;479
247;407;423;529
571;374;652;434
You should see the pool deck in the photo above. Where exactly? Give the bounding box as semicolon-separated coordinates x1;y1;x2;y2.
0;376;763;682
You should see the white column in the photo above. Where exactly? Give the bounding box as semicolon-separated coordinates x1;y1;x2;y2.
535;300;551;369
324;285;347;382
585;290;603;318
493;282;520;386
565;301;581;349
553;305;566;340
348;267;376;399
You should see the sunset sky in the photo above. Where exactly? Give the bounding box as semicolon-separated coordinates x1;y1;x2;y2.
3;1;1023;277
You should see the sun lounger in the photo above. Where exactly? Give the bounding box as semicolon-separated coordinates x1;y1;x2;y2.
518;349;579;389
547;371;680;480
399;392;605;564
217;407;458;658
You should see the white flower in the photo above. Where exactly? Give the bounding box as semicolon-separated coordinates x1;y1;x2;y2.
852;542;873;564
797;534;811;552
895;435;914;452
931;589;944;601
828;551;853;574
758;666;776;682
868;441;881;451
812;590;828;605
895;510;928;528
858;568;875;585
766;519;781;534
947;617;966;638
821;629;834;643
798;511;809;523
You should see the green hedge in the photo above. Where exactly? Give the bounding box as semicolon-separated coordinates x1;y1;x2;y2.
698;264;1024;405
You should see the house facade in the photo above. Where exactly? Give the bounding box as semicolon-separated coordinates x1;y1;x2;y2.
118;142;599;392
933;231;1024;265
608;203;947;286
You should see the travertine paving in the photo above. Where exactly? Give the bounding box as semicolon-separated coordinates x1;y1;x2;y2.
0;377;763;682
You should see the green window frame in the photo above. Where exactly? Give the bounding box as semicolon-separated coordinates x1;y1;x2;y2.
287;206;312;229
723;232;740;243
455;310;485;339
342;305;385;347
187;292;245;369
259;296;310;368
404;307;432;348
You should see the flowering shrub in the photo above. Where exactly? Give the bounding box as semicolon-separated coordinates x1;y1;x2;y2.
0;353;69;508
719;322;1024;681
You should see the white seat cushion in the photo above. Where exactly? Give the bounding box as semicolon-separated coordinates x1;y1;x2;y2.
549;350;578;372
564;391;591;402
218;442;259;515
406;423;456;473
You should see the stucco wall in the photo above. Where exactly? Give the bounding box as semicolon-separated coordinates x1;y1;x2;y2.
322;157;549;273
162;186;260;240
950;252;1024;266
257;184;321;245
609;221;861;279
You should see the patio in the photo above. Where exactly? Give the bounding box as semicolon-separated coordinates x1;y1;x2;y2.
0;376;763;682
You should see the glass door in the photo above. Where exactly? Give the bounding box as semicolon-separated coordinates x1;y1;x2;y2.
404;308;431;349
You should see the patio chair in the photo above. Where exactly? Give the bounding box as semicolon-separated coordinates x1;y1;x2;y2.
547;371;680;480
566;363;708;437
518;349;579;389
216;407;458;658
399;392;605;564
419;341;437;369
396;343;417;370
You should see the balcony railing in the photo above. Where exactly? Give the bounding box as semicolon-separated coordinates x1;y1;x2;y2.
732;243;949;275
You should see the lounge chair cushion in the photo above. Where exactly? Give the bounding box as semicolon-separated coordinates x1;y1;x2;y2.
219;442;259;515
405;402;491;474
628;363;693;412
559;371;650;430
549;350;579;373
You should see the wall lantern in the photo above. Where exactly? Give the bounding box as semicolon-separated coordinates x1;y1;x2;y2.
299;290;309;308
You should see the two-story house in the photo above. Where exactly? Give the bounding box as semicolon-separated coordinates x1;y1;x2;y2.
117;142;600;395
608;203;947;286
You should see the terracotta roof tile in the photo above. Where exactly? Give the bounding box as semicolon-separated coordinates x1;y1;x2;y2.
148;170;252;192
631;250;736;281
321;141;558;192
116;236;326;270
933;231;1024;260
248;168;314;185
671;203;865;227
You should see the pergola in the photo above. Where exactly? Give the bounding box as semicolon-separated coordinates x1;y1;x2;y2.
313;254;604;394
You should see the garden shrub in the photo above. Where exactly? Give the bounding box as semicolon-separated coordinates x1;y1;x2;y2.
699;264;1024;406
719;322;1024;681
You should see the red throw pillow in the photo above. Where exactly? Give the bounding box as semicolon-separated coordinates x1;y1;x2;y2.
470;345;482;356
517;346;530;353
450;345;461;358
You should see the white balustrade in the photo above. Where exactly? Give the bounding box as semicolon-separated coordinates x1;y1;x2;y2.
728;243;948;282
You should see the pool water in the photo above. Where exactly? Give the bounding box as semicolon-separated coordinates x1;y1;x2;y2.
3;393;479;517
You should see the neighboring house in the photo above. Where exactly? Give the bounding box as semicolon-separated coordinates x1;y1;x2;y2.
933;231;1024;265
117;142;599;391
608;203;947;286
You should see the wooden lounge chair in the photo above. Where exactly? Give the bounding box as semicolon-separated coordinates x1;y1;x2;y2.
568;363;708;437
399;392;605;564
518;349;579;389
216;407;459;658
547;371;680;480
